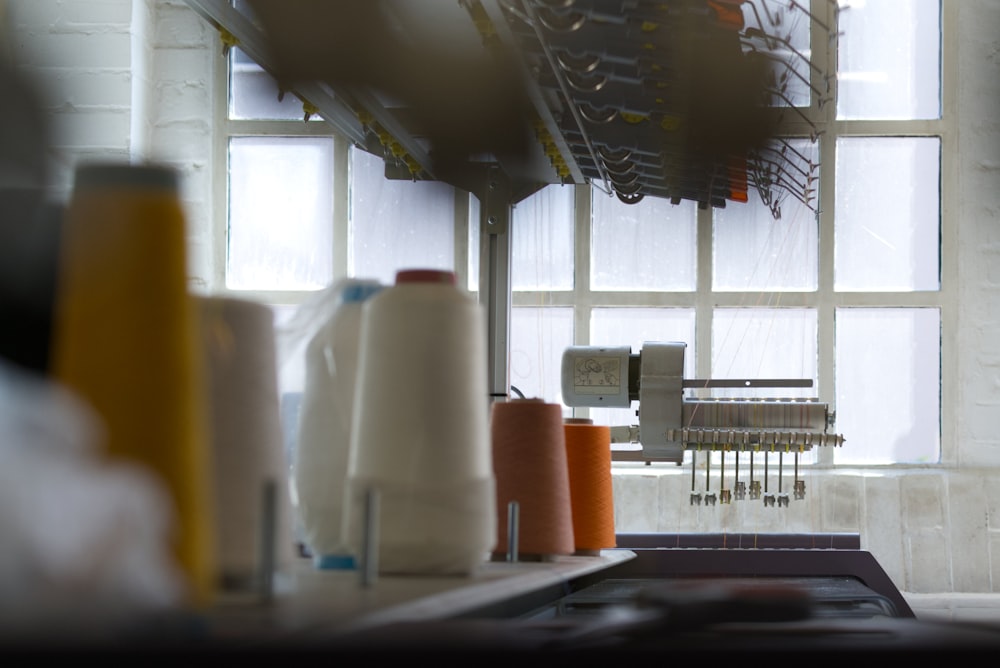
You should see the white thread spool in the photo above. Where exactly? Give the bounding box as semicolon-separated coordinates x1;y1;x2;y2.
198;295;293;591
294;279;383;569
344;269;496;575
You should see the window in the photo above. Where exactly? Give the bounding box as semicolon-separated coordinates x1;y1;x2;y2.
217;0;944;467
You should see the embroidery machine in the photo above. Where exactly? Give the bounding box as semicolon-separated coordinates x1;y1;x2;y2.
561;341;843;506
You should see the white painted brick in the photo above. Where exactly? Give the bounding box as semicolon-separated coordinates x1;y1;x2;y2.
5;0;61;26
5;0;124;27
736;496;788;533
60;0;134;25
49;108;132;150
781;495;817;533
863;476;906;590
155;46;217;83
40;68;133;108
906;529;953;593
11;30;132;69
7;0;134;27
611;472;659;533
949;475;993;591
180;193;211;231
48;146;132;193
960;441;1000;468
147;121;211;163
174;160;211;204
183;226;210;259
659;471;698;532
153;79;210;123
818;475;863;531
153;1;213;48
990;533;1000;593
901;473;947;531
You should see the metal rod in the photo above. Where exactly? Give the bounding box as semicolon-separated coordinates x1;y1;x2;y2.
764;452;769;493
682;378;813;388
361;487;380;588
257;478;277;604
778;450;784;493
720;450;725;490
691;450;697;491
506;501;520;563
705;450;711;492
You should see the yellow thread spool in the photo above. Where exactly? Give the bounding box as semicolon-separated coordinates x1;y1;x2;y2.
51;163;216;607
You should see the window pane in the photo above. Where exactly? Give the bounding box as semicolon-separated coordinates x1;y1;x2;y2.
835;137;940;291
712;308;817;400
510;307;574;411
744;0;813;108
837;0;941;120
714;139;819;291
227;137;334;290
835;308;940;464
349;147;455;284
591;186;696;291
229;47;308;121
512;185;574;291
589;307;696;429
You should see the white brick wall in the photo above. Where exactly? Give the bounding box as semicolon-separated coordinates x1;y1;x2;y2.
5;0;135;194
4;0;217;286
147;0;215;289
3;0;1000;603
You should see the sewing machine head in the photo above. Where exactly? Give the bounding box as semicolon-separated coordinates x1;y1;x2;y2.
561;341;844;506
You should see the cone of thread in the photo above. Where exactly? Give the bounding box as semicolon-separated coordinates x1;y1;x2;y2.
490;399;574;558
198;295;294;589
345;269;496;574
564;419;616;553
50;163;216;606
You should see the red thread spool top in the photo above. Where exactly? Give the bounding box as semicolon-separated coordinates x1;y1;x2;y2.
395;269;456;285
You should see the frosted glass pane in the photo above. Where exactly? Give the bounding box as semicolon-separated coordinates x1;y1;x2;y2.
835;308;940;464
714;140;819;291
591;186;696;291
712;308;817;400
510;307;574;410
589;307;696;429
227;137;334;290
229;48;308;121
350;148;455;284
270;304;302;394
512;186;574;291
834;137;940;291
837;0;940;120
743;0;812;108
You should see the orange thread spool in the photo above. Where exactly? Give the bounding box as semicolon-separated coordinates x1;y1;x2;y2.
564;418;616;554
490;399;574;559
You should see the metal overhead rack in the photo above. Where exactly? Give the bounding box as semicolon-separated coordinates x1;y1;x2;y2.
186;0;835;213
183;0;838;398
